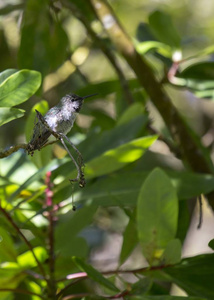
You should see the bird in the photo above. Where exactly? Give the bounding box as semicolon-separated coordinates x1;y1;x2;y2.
27;93;97;154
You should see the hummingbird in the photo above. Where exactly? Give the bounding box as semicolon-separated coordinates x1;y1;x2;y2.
27;93;97;154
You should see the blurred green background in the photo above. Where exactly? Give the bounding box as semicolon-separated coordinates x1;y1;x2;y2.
1;0;214;299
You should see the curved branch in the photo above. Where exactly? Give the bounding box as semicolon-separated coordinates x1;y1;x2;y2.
0;204;46;278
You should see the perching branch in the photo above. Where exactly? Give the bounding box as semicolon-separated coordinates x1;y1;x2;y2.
0;143;28;158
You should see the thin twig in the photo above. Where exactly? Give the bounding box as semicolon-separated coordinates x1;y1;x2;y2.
0;203;46;278
0;143;28;158
57;264;169;282
61;293;91;300
57;264;169;298
197;194;203;229
45;171;57;298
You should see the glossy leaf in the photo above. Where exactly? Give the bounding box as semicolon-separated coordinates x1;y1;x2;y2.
18;0;69;75
208;239;214;251
164;253;214;298
0;69;41;107
9;158;61;201
149;10;181;49
55;204;97;256
0;227;17;262
17;247;48;268
161;239;182;265
85;136;157;178
137;168;178;264
0;69;18;84
175;62;214;94
0;107;25;126
75;78;140;99
136;41;172;57
178;62;214;80
73;257;119;292
77;170;214;207
117;102;146;126
120;212;138;265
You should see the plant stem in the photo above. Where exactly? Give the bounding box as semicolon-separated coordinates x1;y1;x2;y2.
45;171;57;299
0;204;46;278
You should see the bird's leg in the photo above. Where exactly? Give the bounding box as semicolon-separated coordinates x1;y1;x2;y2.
59;133;86;187
35;110;86;187
60;133;84;168
59;137;81;183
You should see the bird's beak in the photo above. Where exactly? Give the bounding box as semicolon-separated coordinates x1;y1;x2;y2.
82;93;98;100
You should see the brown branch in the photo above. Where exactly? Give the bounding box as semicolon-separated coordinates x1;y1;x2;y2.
58;263;169;282
62;293;91;300
89;0;214;208
45;171;57;298
0;143;28;158
0;140;58;159
0;203;46;278
57;264;169;298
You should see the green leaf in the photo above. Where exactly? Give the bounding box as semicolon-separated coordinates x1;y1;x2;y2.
0;69;18;84
0;262;24;294
137;168;178;264
76;78;140;99
120;212;138;265
53;116;148;199
85;136;157;178
136;41;172;58
77;170;214;207
0;69;41;107
208;239;214;251
17;246;48;268
164;253;214;298
117;102;147;126
161;239;182;265
55;204;97;257
149;10;181;49
175;62;214;96
0;227;17;262
0;107;25;126
18;0;69;75
73;257;120;292
179;62;214;81
131;277;152;295
9;158;61;201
